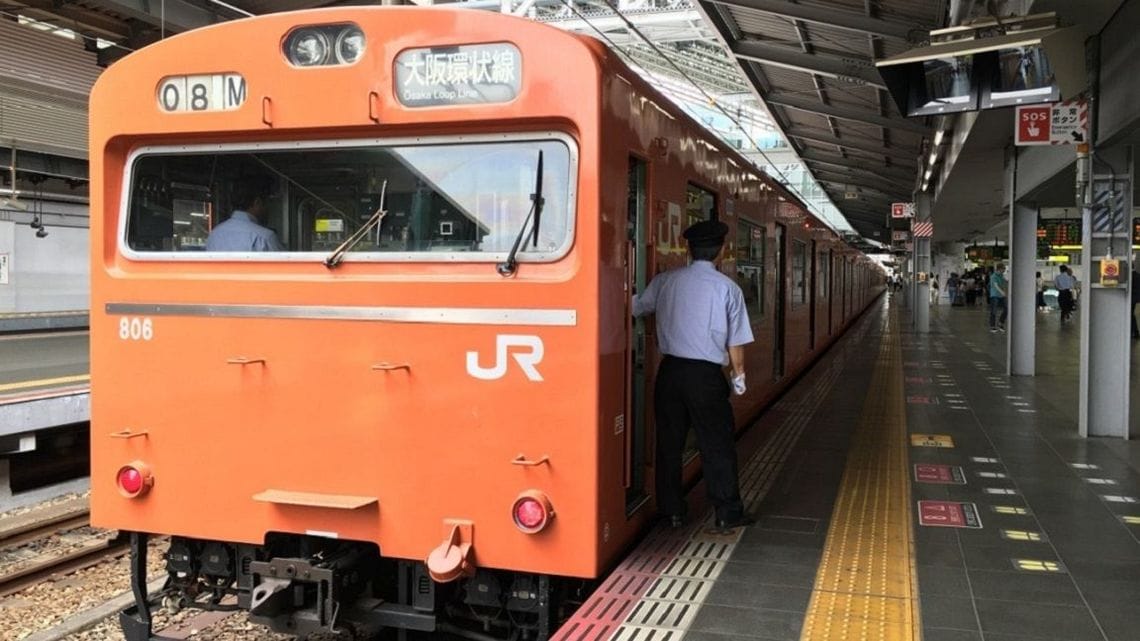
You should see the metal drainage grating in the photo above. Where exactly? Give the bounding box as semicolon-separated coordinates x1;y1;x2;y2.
643;576;713;602
610;625;686;641
660;556;724;581
549;620;614;641
575;592;636;625
598;572;655;598
676;540;733;562
625;598;699;629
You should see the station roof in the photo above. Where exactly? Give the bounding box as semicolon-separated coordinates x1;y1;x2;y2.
692;0;945;240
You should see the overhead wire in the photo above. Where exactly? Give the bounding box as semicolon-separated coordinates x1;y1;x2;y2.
561;0;852;234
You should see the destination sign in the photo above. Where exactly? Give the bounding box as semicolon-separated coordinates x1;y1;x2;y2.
394;43;521;108
157;74;246;113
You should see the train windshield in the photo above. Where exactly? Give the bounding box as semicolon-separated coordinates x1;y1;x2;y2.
121;135;575;261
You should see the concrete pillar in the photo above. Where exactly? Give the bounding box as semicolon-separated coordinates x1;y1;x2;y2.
1009;202;1037;375
1078;146;1134;438
915;193;932;333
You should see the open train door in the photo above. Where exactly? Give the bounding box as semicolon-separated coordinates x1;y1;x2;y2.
624;157;650;513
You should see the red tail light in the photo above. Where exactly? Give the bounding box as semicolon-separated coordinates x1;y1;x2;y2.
512;491;554;534
117;462;153;498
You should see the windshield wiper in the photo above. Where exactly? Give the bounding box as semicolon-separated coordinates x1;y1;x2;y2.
497;151;544;277
325;180;388;269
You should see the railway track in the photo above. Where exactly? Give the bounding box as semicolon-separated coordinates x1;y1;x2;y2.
0;507;130;598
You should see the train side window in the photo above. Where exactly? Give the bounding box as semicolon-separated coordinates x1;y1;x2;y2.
792;240;807;307
736;220;764;320
685;183;717;224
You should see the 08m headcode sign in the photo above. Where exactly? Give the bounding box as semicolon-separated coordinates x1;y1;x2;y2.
156;73;247;113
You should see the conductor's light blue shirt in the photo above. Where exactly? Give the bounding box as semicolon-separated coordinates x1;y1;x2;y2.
632;260;754;365
206;211;285;252
1055;272;1077;291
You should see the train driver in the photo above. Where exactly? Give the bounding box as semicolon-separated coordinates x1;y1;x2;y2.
632;219;755;532
206;176;285;252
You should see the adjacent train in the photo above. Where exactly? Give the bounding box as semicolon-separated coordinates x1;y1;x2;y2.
88;7;884;640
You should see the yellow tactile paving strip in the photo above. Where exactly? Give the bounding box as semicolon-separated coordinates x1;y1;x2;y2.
800;310;920;641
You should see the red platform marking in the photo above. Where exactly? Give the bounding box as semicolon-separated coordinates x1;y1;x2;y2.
914;464;966;485
551;526;693;641
907;395;938;405
918;501;982;529
905;376;932;384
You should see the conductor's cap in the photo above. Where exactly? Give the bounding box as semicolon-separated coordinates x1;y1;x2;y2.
682;220;728;247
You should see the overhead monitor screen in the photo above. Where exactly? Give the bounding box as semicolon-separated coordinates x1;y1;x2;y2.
915;55;976;115
985;45;1060;107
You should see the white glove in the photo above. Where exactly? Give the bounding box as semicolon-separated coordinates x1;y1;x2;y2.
731;373;747;396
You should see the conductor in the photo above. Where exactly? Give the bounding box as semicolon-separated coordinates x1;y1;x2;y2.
633;219;755;531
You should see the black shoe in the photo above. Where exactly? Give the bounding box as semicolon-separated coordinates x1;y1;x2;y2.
658;513;686;529
714;513;757;530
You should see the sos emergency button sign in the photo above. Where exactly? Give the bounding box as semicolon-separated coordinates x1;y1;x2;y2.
1015;100;1088;146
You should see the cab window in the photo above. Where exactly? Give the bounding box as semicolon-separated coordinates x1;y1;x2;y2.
122;136;575;261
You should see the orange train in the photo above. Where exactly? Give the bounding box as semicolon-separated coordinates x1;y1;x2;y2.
88;7;884;640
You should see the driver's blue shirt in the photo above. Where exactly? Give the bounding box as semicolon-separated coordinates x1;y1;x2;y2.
206;211;284;252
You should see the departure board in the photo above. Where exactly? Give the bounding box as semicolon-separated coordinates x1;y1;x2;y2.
966;245;1009;262
1038;219;1081;246
1133;218;1140;245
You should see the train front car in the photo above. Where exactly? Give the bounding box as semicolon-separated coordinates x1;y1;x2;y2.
89;9;615;640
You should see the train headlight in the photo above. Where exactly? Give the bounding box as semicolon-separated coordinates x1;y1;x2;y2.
116;461;154;498
286;29;330;67
334;26;366;65
283;24;365;67
512;490;554;534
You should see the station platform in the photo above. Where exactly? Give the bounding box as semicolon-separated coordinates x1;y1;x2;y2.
0;310;88;334
0;329;89;448
555;295;1140;641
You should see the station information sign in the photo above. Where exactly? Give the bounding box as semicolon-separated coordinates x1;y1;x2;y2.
1038;219;1082;246
1134;218;1140;245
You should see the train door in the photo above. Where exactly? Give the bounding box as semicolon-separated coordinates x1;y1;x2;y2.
828;251;835;336
625;157;649;513
809;240;817;350
843;260;850;319
773;224;787;378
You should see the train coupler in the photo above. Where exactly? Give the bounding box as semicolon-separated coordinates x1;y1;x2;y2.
249;554;436;636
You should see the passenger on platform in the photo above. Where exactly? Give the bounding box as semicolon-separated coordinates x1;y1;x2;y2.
1036;271;1047;310
1131;265;1140;339
963;272;976;306
632;219;755;532
989;262;1008;333
930;274;940;305
206;177;285;252
1055;265;1077;323
947;273;960;306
